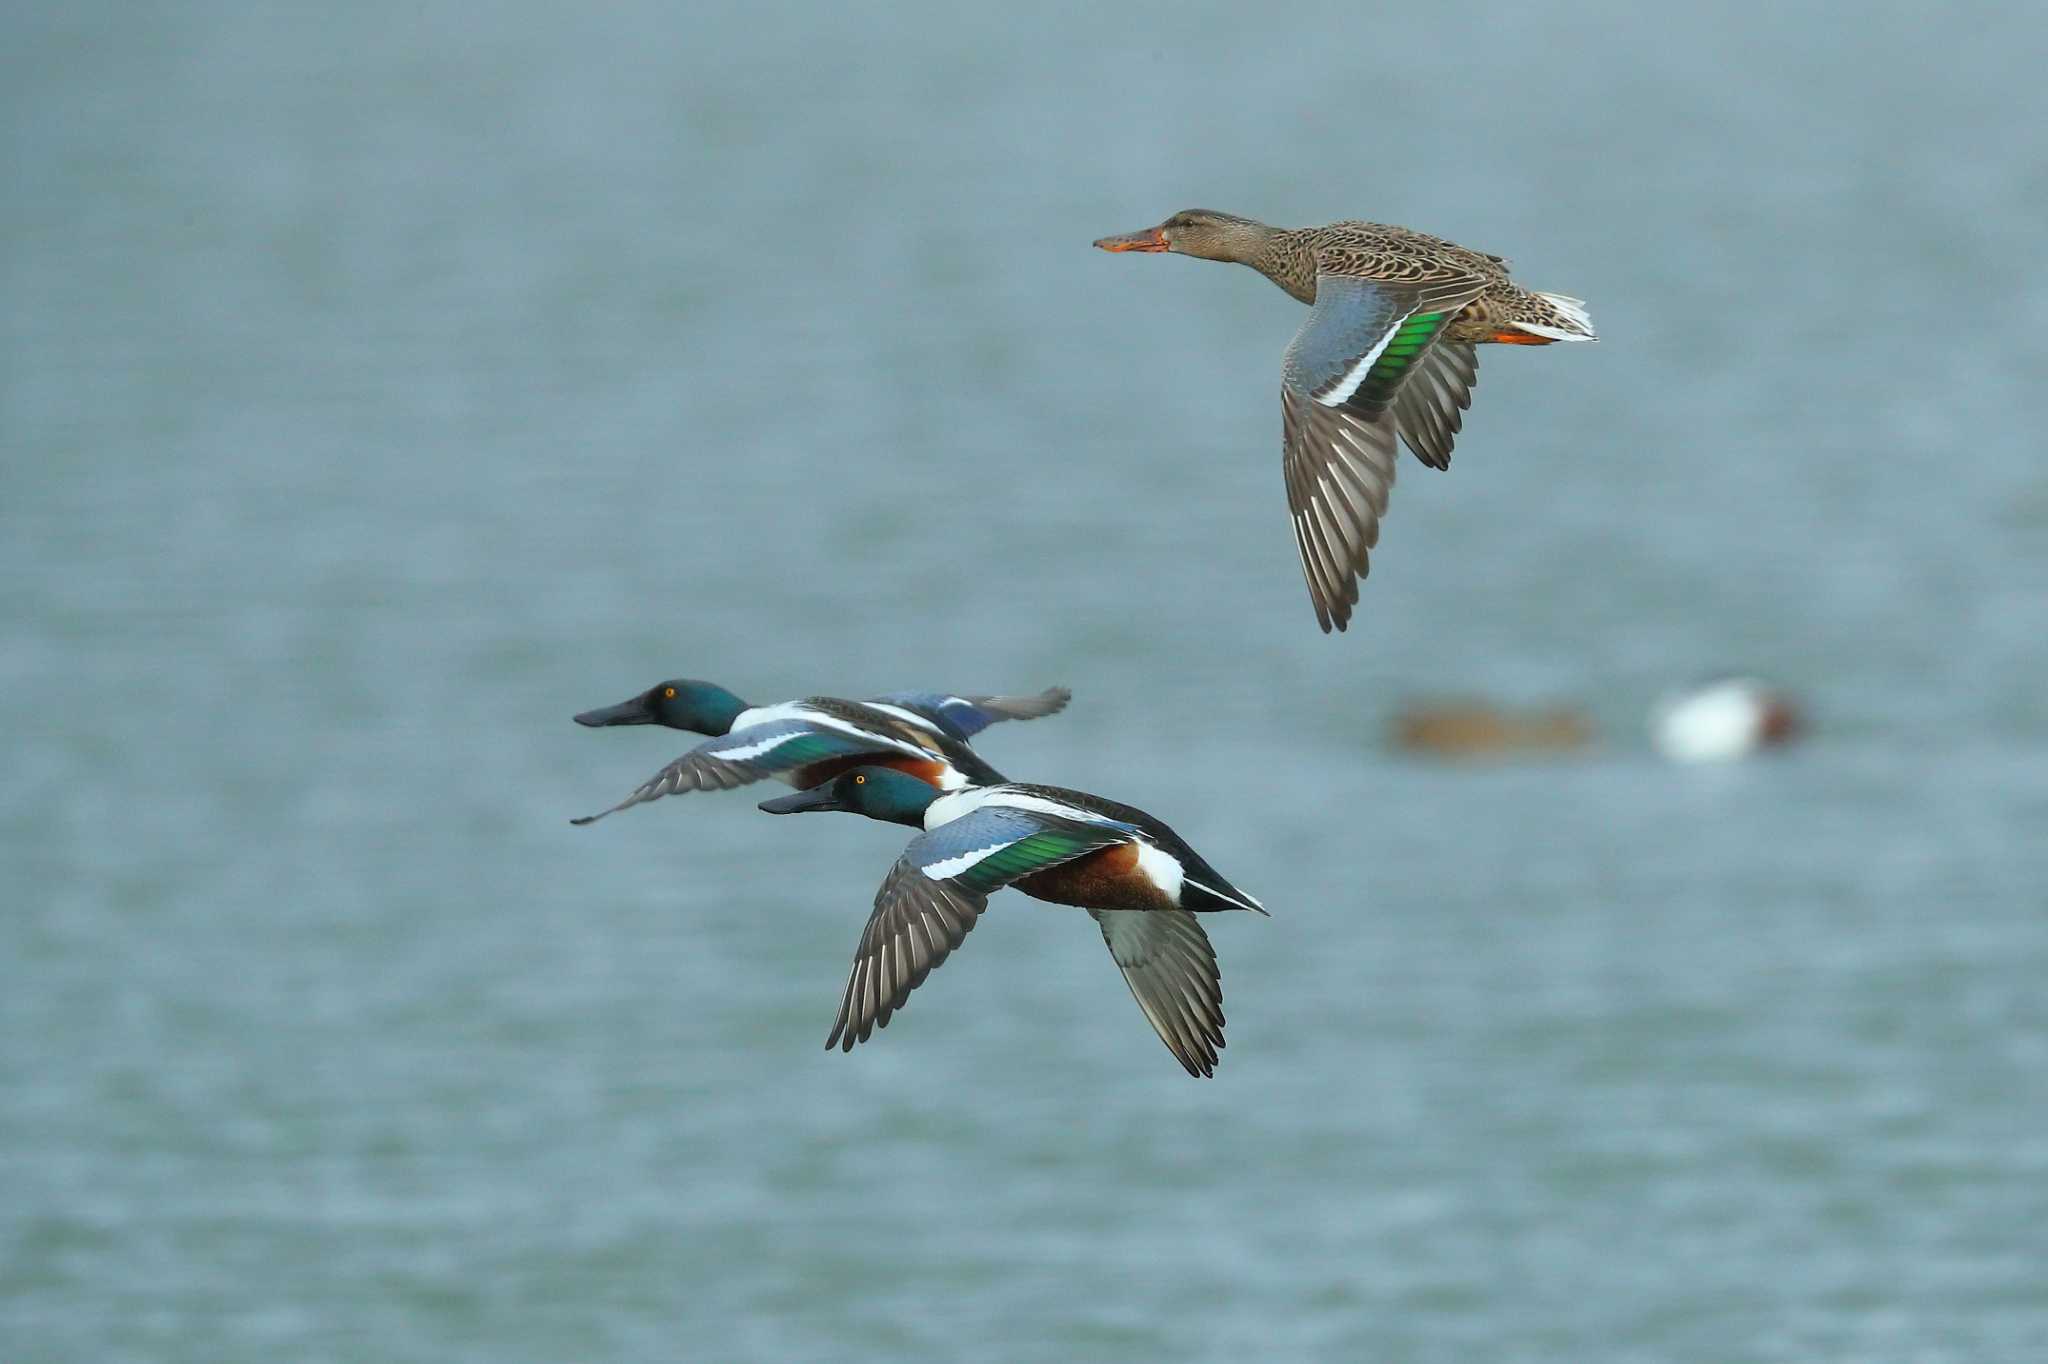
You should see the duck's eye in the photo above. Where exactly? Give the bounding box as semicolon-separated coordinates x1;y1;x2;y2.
854;774;866;785
662;687;677;700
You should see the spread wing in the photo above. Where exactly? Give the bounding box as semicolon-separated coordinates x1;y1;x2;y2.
825;804;1138;1051
864;686;1072;740
1392;342;1480;471
1280;274;1486;632
570;722;884;826
1092;908;1225;1078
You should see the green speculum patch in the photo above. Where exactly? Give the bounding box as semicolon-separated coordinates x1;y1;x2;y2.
1359;311;1447;400
963;830;1095;890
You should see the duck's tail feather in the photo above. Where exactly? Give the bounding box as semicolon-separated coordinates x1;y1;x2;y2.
1498;292;1597;343
1182;876;1269;916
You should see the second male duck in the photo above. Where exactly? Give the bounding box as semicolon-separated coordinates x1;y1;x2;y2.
571;678;1069;825
762;766;1267;1078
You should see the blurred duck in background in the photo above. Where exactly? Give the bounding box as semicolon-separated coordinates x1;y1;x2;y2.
1650;676;1803;764
1390;699;1595;760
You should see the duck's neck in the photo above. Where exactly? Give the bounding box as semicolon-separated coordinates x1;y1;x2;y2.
689;685;750;736
1191;215;1280;265
1245;228;1320;305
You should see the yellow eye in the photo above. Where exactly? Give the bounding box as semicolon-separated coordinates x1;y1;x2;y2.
663;687;676;699
854;774;866;785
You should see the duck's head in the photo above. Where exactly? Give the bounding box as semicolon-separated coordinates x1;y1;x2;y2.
758;766;938;827
1094;209;1271;263
573;678;748;735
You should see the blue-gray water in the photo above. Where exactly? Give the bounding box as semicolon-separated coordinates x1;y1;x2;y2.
5;3;2047;1360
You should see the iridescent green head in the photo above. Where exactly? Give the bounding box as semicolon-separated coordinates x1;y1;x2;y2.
573;678;748;736
757;766;939;828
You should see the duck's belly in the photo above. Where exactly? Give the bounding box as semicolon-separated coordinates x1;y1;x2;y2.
1015;842;1173;913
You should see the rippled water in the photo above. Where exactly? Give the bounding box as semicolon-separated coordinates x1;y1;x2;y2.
6;3;2047;1360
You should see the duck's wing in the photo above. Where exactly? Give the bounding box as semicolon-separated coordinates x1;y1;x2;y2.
826;804;1138;1051
863;686;1073;740
1280;273;1487;632
1090;908;1224;1079
570;719;906;826
1392;342;1480;472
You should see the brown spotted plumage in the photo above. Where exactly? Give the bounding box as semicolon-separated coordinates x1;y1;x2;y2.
1097;209;1596;631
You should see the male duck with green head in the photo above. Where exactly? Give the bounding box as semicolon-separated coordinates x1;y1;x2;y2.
761;766;1268;1078
570;678;1070;825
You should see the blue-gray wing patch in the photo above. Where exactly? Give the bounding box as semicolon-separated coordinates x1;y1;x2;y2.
903;805;1136;894
825;805;1137;1051
1278;273;1485;633
1283;275;1482;419
865;686;1072;740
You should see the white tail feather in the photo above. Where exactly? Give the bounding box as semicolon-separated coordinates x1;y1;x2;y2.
1517;292;1597;342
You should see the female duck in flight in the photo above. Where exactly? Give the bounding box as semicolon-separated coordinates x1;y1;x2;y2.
1097;210;1595;632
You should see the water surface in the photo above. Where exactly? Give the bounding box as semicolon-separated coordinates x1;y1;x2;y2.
5;3;2047;1360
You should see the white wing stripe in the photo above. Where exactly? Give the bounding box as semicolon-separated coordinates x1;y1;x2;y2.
860;703;945;734
921;836;1028;881
714;730;812;762
730;702;807;729
729;703;932;759
1316;310;1413;408
925;787;1128;829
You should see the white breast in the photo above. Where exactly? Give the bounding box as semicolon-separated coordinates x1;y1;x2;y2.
1132;840;1185;900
